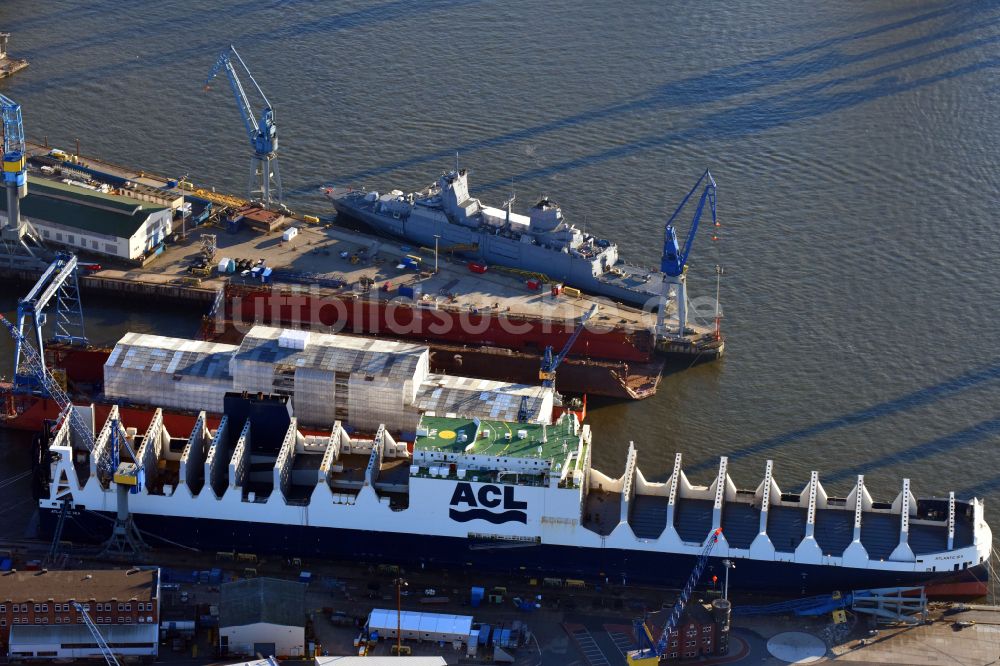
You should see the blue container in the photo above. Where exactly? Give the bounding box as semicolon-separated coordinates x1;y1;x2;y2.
398;285;415;299
478;624;491;646
470;586;485;608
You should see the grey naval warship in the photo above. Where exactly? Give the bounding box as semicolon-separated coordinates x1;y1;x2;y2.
329;166;668;309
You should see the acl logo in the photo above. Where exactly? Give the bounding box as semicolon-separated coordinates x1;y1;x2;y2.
449;483;527;524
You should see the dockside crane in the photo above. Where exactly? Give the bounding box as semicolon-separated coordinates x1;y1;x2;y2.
627;528;723;664
657;169;717;339
73;602;122;666
0;312;146;557
538;304;599;388
205;45;282;207
0;92;31;252
12;253;87;392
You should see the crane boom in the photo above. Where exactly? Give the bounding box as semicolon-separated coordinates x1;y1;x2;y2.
13;253;87;389
205;45;282;205
628;528;723;663
0;313;135;483
73;602;122;666
661;169;716;277
539;304;599;387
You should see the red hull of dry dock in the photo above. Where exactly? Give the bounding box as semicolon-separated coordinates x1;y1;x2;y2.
1;386;222;435
220;284;656;363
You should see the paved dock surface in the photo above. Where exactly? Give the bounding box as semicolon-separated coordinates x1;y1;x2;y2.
19;140;715;341
828;606;1000;665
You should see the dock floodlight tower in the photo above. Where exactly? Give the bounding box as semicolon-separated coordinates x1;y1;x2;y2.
658;169;717;339
205;45;282;207
0;92;27;242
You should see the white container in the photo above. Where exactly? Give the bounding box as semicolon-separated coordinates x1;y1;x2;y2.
282;227;299;241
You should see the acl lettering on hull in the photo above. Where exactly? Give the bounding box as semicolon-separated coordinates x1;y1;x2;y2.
449;482;528;524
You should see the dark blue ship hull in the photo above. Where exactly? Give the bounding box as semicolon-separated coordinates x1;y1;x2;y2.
43;508;987;596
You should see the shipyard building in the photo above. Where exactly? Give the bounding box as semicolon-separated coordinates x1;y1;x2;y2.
0;568;160;661
103;325;553;432
219;578;306;658
0;177;178;261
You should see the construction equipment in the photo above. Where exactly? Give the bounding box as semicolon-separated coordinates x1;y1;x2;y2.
200;233;217;264
206;45;282;207
657;169;717;339
0;313;146;557
538;304;599;388
12;253;87;392
628;528;722;664
72;602;122;666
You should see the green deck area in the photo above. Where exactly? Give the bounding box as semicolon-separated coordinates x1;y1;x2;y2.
415;414;579;466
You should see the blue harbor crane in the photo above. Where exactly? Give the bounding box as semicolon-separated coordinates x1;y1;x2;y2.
12;253;87;392
0;312;146;557
205;45;282;207
628;528;723;664
657;169;717;339
538;304;599;388
0;92;29;249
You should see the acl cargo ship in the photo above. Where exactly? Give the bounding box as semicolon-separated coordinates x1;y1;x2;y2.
37;393;991;593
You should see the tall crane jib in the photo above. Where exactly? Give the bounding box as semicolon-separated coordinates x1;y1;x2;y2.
628;528;723;664
538;304;599;388
205;45;282;207
656;169;718;339
73;602;122;666
0;312;146;556
13;253;88;392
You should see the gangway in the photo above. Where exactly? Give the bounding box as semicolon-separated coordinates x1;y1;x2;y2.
735;586;927;624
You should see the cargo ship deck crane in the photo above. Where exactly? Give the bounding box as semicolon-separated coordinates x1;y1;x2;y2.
0;313;146;557
628;528;722;664
657;169;717;339
12;253;87;392
73;602;122;666
538;304;599;388
205;45;282;207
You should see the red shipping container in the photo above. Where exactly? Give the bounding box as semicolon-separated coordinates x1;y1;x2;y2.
526;279;541;291
468;262;488;274
551;283;563;296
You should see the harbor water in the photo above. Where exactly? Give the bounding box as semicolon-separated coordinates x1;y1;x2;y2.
1;1;999;544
